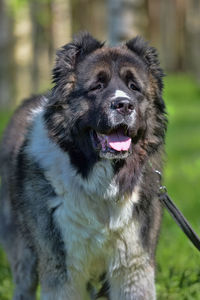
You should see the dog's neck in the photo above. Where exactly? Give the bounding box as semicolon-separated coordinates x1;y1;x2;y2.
26;111;112;198
26;110;141;206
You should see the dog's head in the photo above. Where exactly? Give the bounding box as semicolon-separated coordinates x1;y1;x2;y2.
45;32;167;179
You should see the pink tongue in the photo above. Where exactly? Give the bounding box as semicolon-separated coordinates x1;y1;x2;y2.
107;131;131;151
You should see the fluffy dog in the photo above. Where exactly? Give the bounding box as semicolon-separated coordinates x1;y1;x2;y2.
0;32;167;299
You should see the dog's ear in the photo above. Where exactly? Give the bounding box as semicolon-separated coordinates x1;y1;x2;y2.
126;37;164;91
52;32;103;94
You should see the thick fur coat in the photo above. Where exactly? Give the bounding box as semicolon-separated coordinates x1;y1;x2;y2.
0;33;167;300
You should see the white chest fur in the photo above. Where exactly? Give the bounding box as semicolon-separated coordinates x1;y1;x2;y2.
53;187;140;277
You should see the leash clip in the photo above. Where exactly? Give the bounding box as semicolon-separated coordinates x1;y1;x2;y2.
154;169;167;194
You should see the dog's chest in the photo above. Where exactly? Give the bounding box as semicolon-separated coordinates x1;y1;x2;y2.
52;188;139;281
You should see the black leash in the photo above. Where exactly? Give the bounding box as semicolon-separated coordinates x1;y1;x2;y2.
155;170;200;252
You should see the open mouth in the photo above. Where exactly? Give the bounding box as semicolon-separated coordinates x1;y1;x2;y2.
90;126;132;159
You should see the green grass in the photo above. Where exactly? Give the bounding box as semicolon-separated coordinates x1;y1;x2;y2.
0;111;14;300
0;74;200;299
156;74;200;299
0;251;12;300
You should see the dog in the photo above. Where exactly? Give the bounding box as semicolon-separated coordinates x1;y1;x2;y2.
0;32;167;300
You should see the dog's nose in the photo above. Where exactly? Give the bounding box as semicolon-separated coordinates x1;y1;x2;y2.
111;98;134;115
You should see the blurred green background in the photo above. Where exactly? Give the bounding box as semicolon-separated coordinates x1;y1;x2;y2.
0;0;200;299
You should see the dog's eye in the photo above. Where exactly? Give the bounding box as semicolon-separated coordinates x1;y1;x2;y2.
128;81;139;91
90;83;104;92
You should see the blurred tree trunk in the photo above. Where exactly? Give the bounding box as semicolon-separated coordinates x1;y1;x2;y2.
0;0;16;109
147;0;161;50
14;3;33;105
52;0;72;49
14;0;71;104
71;0;106;40
159;0;185;72
29;0;53;92
159;0;177;71
147;0;186;72
108;0;148;45
185;0;200;83
29;0;72;93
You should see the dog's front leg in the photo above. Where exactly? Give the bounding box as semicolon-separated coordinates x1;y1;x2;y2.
41;286;89;300
108;256;156;300
40;273;90;300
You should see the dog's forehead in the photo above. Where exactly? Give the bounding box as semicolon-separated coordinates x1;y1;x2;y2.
77;47;147;80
